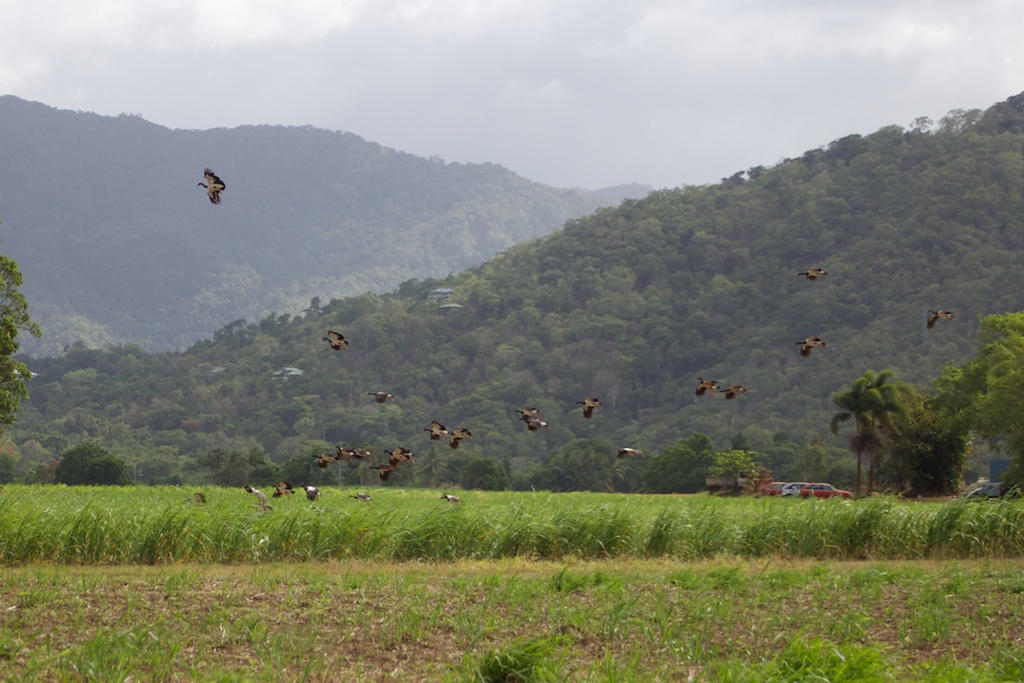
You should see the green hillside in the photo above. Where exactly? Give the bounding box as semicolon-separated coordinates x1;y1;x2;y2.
0;96;642;355
9;93;1024;490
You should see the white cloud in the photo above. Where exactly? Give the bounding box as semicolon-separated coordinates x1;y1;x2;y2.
1;0;367;50
0;56;50;90
3;0;1024;188
497;77;570;107
584;2;975;67
382;0;551;38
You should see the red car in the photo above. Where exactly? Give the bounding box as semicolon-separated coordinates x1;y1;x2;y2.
760;481;787;496
800;483;852;499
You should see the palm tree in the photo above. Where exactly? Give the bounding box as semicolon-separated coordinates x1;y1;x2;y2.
830;369;911;495
417;448;451;487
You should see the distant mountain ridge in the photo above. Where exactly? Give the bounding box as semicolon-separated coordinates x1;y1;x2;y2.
0;96;651;355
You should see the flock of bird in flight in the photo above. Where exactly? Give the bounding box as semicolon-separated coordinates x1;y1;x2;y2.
314;328;636;490
197;169;955;506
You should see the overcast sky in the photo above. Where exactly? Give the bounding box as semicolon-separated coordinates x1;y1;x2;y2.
3;1;1024;190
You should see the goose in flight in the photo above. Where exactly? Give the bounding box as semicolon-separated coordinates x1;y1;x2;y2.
323;330;348;350
927;309;954;329
424;421;448;441
371;464;398;481
526;417;549;432
576;397;602;419
448;427;472;449
797;267;827;281
198;168;225;204
386;446;415;466
796;337;827;357
516;407;540;423
725;384;747;400
695;377;719;397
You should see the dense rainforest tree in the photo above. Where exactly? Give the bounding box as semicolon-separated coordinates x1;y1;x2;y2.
934;312;1024;487
0;242;41;433
829;370;912;495
530;439;626;492
54;442;128;485
707;449;761;484
874;391;968;495
643;434;716;494
459;458;510;491
0;450;15;483
199;448;281;487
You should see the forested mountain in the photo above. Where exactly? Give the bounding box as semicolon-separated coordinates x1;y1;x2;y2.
0;96;645;355
9;93;1024;491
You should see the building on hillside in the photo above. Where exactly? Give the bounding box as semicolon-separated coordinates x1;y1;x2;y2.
427;288;454;301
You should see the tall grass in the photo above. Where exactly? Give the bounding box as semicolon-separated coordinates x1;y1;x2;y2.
1;485;1023;564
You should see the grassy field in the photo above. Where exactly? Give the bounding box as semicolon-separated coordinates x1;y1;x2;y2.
1;485;1023;564
1;486;1023;681
2;559;1024;681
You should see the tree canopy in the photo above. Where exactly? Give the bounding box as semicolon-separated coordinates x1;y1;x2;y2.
830;369;912;494
54;442;128;486
934;312;1024;487
0;236;41;433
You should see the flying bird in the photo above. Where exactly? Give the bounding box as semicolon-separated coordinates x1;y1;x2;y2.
516;407;540;423
323;330;348;350
440;494;460;504
695;377;719;397
927;309;955;329
303;485;321;501
617;448;645;458
370;464;398;481
796;337;827;357
517;408;547;431
424;421;448;440
526;417;549;432
386;446;415;465
351;448;372;461
368;391;394;403
197;168;225;204
244;485;267;506
317;450;339;469
272;481;294;498
725;385;747;400
576;397;602;419
352;492;372;503
448;427;472;449
798;267;827;280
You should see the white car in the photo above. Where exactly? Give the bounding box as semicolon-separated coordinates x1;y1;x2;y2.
780;482;809;497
